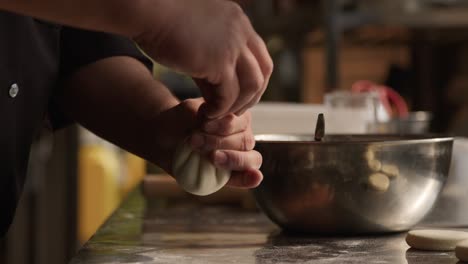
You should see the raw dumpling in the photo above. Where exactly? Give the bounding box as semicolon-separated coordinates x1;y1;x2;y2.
172;142;231;196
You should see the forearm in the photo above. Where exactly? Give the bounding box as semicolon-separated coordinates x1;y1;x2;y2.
58;57;264;190
58;57;183;171
0;0;157;38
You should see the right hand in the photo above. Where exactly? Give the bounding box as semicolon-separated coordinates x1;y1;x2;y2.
135;0;273;119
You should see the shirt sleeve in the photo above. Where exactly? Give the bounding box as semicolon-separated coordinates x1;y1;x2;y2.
48;27;153;130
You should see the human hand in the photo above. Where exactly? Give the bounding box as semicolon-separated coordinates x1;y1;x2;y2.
135;0;273;119
189;103;263;189
153;98;262;189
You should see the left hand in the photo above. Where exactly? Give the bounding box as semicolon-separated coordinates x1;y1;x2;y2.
152;98;263;189
189;105;263;189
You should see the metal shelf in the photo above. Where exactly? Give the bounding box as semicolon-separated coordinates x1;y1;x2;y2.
324;2;468;90
339;8;468;29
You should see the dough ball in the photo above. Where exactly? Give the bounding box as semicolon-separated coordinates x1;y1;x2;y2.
406;229;468;251
172;143;231;196
365;149;375;161
368;173;390;192
381;164;400;178
456;239;468;262
368;159;382;172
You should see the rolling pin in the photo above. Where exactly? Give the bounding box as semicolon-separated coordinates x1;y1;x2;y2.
142;175;257;209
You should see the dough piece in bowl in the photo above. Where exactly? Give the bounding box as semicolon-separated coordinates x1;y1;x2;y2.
368;173;390;192
381;164;399;178
368;159;382;172
455;239;468;262
172;143;231;196
406;229;468;251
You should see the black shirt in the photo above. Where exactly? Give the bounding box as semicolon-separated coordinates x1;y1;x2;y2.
0;11;152;236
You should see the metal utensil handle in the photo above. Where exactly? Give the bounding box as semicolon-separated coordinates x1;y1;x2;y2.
315;113;325;141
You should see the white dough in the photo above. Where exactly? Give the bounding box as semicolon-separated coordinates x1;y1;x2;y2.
368;159;382;172
406;229;468;251
365;149;375;161
381;164;399;178
455;239;468;262
172;142;231;196
368;173;390;192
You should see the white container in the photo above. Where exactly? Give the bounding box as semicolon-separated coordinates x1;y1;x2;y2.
250;102;373;135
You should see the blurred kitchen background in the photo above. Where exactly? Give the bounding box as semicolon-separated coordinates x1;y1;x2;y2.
4;0;468;263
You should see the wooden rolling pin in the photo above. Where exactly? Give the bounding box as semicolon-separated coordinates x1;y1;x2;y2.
142;174;258;209
142;174;189;199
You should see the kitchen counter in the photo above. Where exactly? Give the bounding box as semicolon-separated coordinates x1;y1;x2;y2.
70;186;467;264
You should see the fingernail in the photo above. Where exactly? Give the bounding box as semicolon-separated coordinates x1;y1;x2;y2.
204;108;221;119
243;171;262;188
215;151;228;166
242;171;258;187
206;113;219;119
204;122;218;133
190;134;205;149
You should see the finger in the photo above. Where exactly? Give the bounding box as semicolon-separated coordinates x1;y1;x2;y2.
248;34;274;82
226;169;263;189
229;48;264;115
210;149;262;171
190;130;255;152
196;68;239;119
193;79;217;107
248;34;273;95
236;89;264;116
202;112;251;135
235;35;273;115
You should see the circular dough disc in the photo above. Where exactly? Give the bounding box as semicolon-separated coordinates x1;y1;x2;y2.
456;239;468;262
406;229;468;251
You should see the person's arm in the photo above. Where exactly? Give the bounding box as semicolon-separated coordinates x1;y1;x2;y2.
57;56;263;188
0;0;148;37
0;0;273;119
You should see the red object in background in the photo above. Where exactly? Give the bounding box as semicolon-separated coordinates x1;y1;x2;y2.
351;80;409;118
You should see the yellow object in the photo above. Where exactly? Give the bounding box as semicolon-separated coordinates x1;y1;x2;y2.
78;143;120;243
121;153;146;195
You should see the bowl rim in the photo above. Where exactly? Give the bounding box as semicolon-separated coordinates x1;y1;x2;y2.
254;134;454;146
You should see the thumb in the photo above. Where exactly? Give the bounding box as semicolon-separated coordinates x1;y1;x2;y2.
194;77;238;119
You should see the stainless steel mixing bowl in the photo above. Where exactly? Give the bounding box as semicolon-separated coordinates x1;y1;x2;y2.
253;134;453;234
